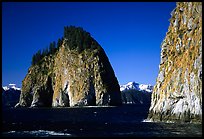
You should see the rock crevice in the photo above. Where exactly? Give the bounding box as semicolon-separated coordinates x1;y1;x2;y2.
18;26;122;107
148;2;202;123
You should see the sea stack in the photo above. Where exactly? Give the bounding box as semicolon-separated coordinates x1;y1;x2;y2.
17;26;122;107
148;2;202;123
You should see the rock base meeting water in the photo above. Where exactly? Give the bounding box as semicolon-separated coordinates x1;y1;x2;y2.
2;104;202;137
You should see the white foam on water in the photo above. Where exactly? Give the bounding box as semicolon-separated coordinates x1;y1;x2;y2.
142;119;175;123
6;130;72;136
142;119;153;123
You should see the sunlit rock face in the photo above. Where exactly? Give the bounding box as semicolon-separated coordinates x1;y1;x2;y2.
148;2;202;123
18;26;122;107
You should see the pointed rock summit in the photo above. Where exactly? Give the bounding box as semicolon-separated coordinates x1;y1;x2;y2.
18;26;122;107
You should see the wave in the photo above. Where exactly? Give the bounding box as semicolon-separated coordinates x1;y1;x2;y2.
4;130;72;137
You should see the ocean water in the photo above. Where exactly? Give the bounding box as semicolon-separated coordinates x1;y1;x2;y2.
2;104;202;137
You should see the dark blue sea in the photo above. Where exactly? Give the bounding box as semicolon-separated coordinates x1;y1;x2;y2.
1;104;202;137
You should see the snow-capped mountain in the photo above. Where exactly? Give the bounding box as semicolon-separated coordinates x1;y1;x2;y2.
3;84;21;91
2;84;21;108
120;82;153;105
2;82;153;107
120;82;153;93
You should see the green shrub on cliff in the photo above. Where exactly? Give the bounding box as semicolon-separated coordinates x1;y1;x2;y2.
64;26;99;52
31;26;99;66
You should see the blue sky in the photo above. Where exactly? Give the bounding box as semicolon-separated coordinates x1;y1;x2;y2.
2;2;176;87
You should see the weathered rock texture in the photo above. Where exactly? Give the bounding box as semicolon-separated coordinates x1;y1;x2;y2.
18;27;122;107
148;2;202;123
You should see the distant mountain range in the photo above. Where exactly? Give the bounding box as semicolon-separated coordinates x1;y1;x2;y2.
2;82;153;107
120;82;153;93
2;84;21;108
120;82;153;105
3;84;21;91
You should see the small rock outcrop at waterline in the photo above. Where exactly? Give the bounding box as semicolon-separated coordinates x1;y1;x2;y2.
148;2;202;123
17;26;122;107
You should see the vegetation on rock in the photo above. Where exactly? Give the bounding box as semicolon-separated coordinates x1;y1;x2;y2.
18;26;122;107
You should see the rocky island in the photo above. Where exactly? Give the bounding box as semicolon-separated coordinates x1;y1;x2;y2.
16;26;122;107
148;2;202;123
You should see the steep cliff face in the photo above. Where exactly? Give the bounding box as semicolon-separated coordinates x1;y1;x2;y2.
18;26;122;107
148;2;202;123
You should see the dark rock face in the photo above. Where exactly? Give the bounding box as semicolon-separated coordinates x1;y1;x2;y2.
148;2;202;123
30;76;53;107
18;26;122;107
